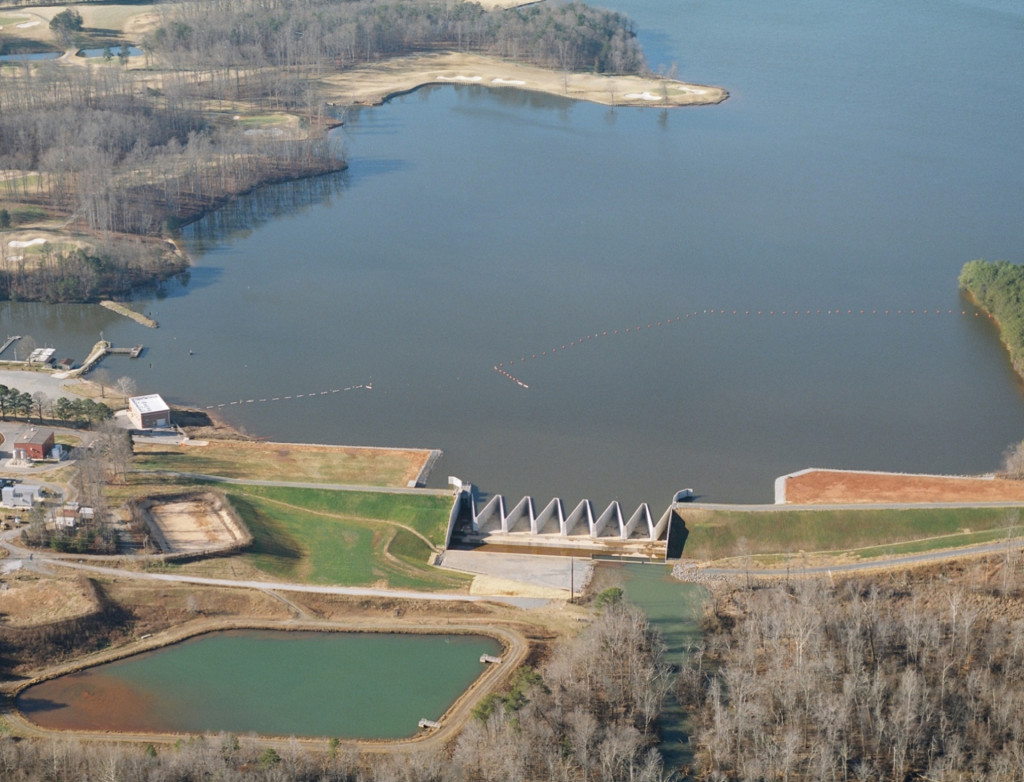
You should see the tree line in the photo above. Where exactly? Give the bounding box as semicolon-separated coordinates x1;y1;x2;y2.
147;0;646;76
0;384;112;427
0;239;188;302
959;259;1024;377
676;558;1024;781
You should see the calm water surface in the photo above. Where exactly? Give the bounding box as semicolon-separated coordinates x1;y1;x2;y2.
3;0;1023;508
17;630;501;738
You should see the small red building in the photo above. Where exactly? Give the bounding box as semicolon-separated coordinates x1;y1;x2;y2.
14;428;55;460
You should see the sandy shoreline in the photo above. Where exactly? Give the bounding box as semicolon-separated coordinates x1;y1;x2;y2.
320;51;727;108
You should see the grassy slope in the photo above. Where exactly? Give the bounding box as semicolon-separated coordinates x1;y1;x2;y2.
133;441;429;487
681;506;1024;561
223;487;466;590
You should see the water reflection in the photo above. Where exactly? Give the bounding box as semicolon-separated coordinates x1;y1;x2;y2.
0;51;61;61
182;170;350;251
75;45;143;58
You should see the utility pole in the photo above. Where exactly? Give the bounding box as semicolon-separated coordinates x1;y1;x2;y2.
569;557;574;604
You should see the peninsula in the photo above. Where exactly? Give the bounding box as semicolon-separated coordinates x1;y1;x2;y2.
0;0;727;303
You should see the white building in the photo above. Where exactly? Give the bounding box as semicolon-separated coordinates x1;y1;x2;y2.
128;394;171;429
1;484;42;509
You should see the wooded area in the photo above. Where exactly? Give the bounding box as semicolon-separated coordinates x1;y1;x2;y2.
147;0;645;76
959;259;1024;377
677;559;1024;781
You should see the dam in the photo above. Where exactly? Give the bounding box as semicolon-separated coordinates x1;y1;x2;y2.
445;478;684;559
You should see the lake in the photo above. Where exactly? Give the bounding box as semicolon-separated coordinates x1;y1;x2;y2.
17;630;501;738
3;0;1022;509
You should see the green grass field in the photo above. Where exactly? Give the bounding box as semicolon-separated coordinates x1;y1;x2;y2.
236;485;452;545
680;506;1024;561
224;488;467;590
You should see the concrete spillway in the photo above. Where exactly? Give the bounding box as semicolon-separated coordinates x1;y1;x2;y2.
445;478;672;549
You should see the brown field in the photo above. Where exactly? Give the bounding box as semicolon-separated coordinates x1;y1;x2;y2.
0;573;99;626
133;439;437;487
783;469;1024;504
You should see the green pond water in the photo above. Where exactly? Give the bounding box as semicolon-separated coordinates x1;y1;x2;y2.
17;630;501;739
614;562;706;775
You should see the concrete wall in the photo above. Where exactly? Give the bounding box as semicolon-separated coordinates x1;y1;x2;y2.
448;482;671;543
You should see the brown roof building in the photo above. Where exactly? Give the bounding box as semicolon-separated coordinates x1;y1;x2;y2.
14;428;55;460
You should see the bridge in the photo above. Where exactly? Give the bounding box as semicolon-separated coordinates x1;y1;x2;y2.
445;478;681;556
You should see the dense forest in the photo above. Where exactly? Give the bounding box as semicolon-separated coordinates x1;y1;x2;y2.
0;64;345;229
959;259;1024;377
676;559;1024;781
0;600;670;781
147;0;646;76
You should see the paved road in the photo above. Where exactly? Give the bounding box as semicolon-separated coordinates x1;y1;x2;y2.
0;368;74;398
0;530;548;608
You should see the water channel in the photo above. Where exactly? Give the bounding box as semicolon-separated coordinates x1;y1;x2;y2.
611;561;706;774
3;0;1023;508
17;630;501;738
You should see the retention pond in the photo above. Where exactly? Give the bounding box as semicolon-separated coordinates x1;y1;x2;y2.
17;629;501;739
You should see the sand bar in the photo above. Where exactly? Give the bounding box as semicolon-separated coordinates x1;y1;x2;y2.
321;52;727;108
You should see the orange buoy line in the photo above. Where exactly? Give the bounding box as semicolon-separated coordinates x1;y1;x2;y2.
492;306;990;389
204;384;372;410
493;366;530;389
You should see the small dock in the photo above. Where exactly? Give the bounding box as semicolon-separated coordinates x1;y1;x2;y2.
0;335;21;358
108;345;144;358
418;718;441;730
70;340;145;376
480;654;502;664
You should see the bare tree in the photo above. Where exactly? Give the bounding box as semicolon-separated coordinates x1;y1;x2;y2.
31;391;48;423
115;375;137;406
679;571;1024;781
95;419;133;484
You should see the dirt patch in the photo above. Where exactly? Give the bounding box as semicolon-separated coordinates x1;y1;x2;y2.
0;573;99;627
783;469;1024;504
134;491;251;557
